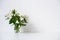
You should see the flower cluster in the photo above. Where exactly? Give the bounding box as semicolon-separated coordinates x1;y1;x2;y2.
5;9;28;33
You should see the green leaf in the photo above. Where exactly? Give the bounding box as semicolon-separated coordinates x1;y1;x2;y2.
24;18;27;23
12;9;16;14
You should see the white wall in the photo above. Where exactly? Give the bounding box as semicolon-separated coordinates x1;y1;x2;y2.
0;0;60;40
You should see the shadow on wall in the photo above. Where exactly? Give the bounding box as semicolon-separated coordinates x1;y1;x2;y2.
20;22;38;33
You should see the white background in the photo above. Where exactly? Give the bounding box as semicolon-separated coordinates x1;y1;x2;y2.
0;0;60;40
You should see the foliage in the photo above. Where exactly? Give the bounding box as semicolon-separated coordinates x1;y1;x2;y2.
5;9;28;33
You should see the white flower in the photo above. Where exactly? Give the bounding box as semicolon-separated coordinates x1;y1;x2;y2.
15;13;20;16
16;20;19;23
20;17;24;20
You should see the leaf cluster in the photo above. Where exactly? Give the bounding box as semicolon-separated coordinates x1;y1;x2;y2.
5;9;28;33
